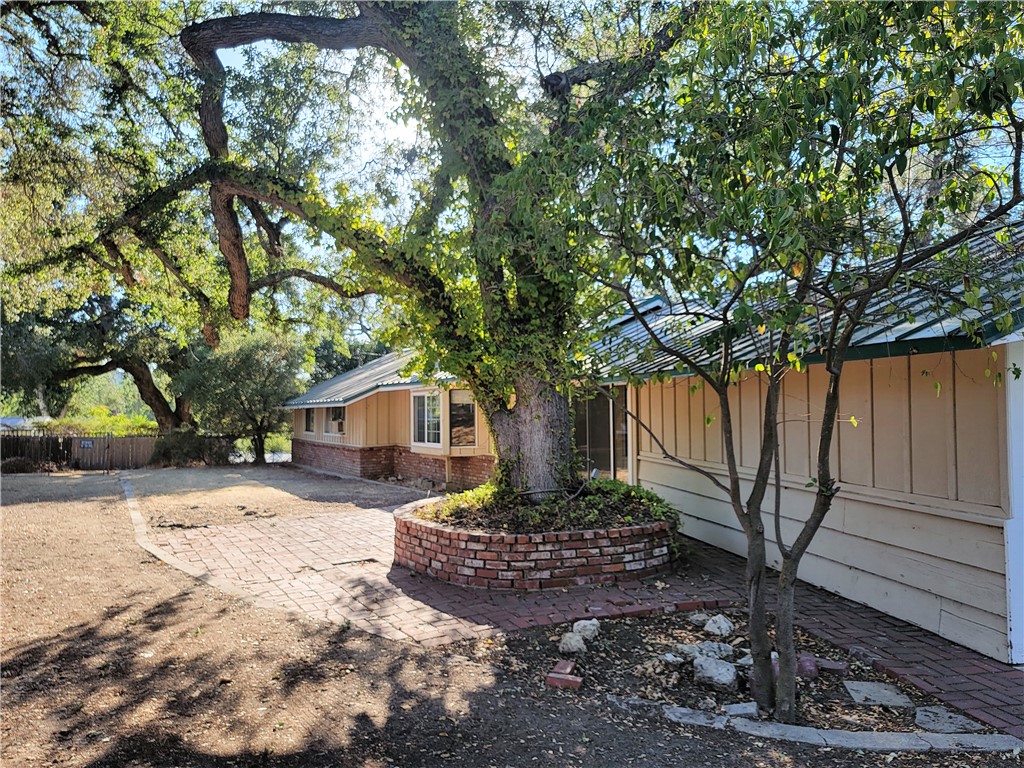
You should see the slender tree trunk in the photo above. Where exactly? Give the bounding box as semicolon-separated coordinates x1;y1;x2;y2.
488;374;574;501
773;355;844;720
745;523;776;712
774;558;800;723
252;431;266;464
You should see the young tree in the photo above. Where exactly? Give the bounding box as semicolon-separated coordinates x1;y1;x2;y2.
179;330;304;464
580;2;1024;720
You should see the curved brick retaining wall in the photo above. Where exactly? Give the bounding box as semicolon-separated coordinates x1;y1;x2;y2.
393;502;674;590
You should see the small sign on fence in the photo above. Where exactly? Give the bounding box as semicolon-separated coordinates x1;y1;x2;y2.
80;439;94;449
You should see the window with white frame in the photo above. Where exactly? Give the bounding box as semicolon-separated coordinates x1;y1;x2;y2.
413;393;441;445
330;406;346;434
304;408;315;433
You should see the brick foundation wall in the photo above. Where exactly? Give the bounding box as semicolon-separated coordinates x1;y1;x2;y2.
293;440;494;491
448;455;495;491
394;448;446;487
292;439;379;477
394;502;673;590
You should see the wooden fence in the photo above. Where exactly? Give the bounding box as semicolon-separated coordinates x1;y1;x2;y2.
0;431;159;470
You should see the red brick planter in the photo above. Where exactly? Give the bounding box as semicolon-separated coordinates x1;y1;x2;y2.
393;500;674;590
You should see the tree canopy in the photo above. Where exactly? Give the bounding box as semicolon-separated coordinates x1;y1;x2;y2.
3;0;697;495
178;329;304;463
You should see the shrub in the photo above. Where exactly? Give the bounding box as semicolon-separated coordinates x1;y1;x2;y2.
419;477;681;536
1;456;39;474
149;427;233;467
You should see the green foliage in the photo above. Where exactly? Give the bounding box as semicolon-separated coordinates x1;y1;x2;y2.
311;338;390;385
41;407;157;437
178;329;304;463
577;1;1023;376
66;372;154;420
149;426;233;467
233;431;292;460
420;478;680;537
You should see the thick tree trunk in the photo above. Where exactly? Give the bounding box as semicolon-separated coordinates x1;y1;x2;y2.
121;359;188;433
487;374;575;502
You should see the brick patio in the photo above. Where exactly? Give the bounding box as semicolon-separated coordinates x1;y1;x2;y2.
143;502;1023;739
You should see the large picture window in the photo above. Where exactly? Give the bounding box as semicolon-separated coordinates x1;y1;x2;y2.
413;393;441;445
449;390;476;447
330;406;346;434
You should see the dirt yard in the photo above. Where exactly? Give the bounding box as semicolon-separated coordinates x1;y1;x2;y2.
0;467;1015;767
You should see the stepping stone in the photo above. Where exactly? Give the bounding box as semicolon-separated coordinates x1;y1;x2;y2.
914;705;986;734
722;701;759;717
843;680;914;708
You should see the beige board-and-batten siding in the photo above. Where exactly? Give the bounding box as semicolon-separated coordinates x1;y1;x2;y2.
292;389;492;454
634;346;1010;661
293;390;411;447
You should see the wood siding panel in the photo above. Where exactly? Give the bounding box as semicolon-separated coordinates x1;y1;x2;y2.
354;399;370;445
910;353;957;499
782;371;810;478
390;391;411;446
807;365;840;476
674;378;692;459
704;384;723;464
633;345;1012;662
650;382;666;456
872;357;912;493
838;360;873;487
638;385;652;454
954;348;1003;507
739;374;762;469
661;380;677;457
690;381;707;462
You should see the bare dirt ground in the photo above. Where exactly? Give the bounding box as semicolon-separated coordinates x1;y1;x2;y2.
1;468;1017;767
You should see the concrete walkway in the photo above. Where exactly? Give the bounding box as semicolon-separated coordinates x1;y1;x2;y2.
123;479;1023;740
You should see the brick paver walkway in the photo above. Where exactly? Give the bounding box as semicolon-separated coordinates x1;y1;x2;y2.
140;495;1023;739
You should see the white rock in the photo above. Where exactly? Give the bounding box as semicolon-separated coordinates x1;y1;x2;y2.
703;614;735;637
573;619;601;641
676;641;733;660
660;652;687;666
696;641;734;660
687;612;711;627
558;631;587;654
675;643;701;659
696;696;718;711
693;656;738;691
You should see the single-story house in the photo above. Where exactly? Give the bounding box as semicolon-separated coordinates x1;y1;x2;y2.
286;351;494;491
287;221;1023;664
599;221;1024;664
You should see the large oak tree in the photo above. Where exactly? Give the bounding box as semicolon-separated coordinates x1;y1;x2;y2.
6;1;692;497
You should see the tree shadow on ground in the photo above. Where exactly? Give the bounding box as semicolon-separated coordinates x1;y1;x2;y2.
1;580;511;767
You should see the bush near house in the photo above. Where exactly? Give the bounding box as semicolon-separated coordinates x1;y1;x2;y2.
420;478;680;536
